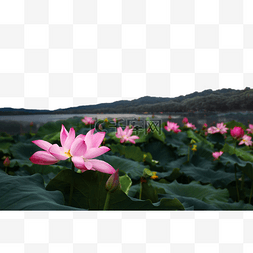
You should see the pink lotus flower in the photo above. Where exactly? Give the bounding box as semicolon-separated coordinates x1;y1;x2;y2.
82;116;95;125
203;123;207;128
185;122;196;130
30;125;115;174
207;126;218;134
212;151;223;161
113;118;117;123
3;157;10;167
182;117;188;124
230;126;244;140
246;124;253;134
164;121;181;133
239;135;253;146
115;126;140;144
98;124;103;131
207;122;228;134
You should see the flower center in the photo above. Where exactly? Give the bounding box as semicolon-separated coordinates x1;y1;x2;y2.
64;149;71;158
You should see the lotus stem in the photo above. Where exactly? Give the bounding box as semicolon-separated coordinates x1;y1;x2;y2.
139;181;143;200
103;191;111;210
68;162;75;206
234;141;237;154
187;146;190;162
234;164;240;202
249;182;253;204
241;172;245;191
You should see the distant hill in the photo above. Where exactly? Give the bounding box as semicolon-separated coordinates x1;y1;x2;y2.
0;87;252;115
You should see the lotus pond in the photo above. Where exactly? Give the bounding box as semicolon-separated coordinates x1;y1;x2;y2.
1;116;253;210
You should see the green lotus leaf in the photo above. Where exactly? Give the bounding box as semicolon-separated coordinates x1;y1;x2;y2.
119;174;132;195
206;132;225;146
165;131;190;148
204;199;253;210
46;170;184;210
110;144;143;162
42;132;60;144
225;120;247;130
0;142;13;155
36;117;83;137
222;143;253;163
152;180;229;210
98;154;148;181
10;142;40;161
180;162;235;188
0;170;80;210
187;129;214;148
142;141;177;166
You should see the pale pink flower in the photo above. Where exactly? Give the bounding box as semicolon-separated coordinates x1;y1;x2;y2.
207;122;228;134
71;129;115;173
230;126;244;140
239;135;253;146
164;121;181;133
30;125;115;174
246;124;253;134
212;151;223;161
182;117;188;124
82;116;95;125
115;126;140;144
113;118;117;123
185;122;196;130
98;124;103;131
216;122;229;134
207;126;219;134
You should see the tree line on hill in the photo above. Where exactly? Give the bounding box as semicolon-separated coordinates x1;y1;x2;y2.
0;88;252;115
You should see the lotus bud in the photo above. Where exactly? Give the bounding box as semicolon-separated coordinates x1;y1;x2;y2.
105;169;120;193
99;124;103;131
30;122;34;127
182;117;188;124
3;157;10;167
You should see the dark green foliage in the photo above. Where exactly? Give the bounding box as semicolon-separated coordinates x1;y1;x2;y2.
1;117;253;210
